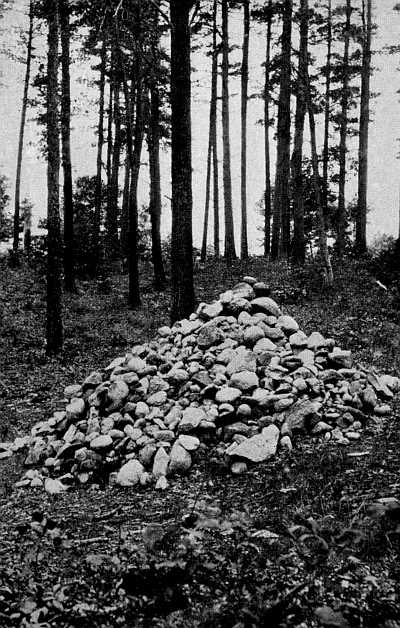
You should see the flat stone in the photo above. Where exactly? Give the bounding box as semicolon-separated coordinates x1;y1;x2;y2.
226;349;257;375
90;434;113;450
253;338;277;353
215;387;242;404
227;432;277;463
147;390;168;406
197;322;225;349
243;326;265;346
107;380;129;411
178;435;200;451
197;301;224;320
289;331;308;348
66;397;86;420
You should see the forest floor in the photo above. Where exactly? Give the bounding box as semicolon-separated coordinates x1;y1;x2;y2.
1;256;400;627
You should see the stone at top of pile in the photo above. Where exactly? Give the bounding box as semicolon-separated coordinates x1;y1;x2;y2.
4;275;400;494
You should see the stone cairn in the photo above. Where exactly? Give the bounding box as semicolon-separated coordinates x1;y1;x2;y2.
2;276;399;494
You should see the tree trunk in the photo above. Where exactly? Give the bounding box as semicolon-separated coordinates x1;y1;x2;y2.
200;74;213;262
106;59;121;260
291;0;307;266
336;0;352;256
60;0;74;291
23;201;32;256
46;0;63;354
211;0;220;257
264;0;272;257
120;151;130;258
170;0;195;322
93;38;106;276
271;0;292;260
305;69;333;285
240;0;250;259
106;77;113;213
13;0;33;258
148;83;166;289
221;0;236;261
356;0;371;254
322;0;332;216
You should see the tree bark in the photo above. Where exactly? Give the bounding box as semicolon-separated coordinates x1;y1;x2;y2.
13;0;33;257
240;0;250;259
322;0;332;215
356;0;371;254
93;38;106;275
305;69;333;285
211;0;220;257
336;0;352;257
221;0;236;261
291;0;307;266
106;77;113;216
170;0;195;322
148;83;166;289
264;0;272;257
60;0;74;291
120;151;130;257
271;0;292;259
106;58;121;260
200;61;214;263
46;0;63;354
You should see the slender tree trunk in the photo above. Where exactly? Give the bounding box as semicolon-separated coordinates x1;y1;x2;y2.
305;69;333;284
148;84;166;289
46;0;63;354
23;201;32;256
264;0;272;257
60;0;74;291
271;0;292;259
291;0;308;266
106;61;121;260
356;0;371;254
93;38;106;275
13;0;33;258
221;0;236;261
240;0;250;259
170;0;195;322
201;129;212;262
211;0;220;257
120;151;130;257
322;0;332;216
336;0;352;256
106;78;113;208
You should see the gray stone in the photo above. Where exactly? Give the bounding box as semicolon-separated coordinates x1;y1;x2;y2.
243;326;265;346
138;444;157;466
253;337;277;354
277;315;299;335
178;407;206;432
66;397;86;420
227;432;277;463
197;322;225;349
289;331;308;348
64;384;82;399
284;399;321;432
226;349;257;375
178;435;200;451
90;434;113;450
116;459;145;486
253;282;270;297
251;296;282;317
44;478;66;494
215;387;242;404
231;461;248;475
230;371;259;392
147;390;168;406
197;301;224;320
232;282;255;300
107;380;129;411
169;442;192;474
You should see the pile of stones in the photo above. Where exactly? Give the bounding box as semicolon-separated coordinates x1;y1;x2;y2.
2;276;399;493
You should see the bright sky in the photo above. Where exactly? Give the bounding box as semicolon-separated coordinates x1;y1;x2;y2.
0;0;399;253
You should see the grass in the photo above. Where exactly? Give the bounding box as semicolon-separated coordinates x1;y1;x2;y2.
0;255;399;627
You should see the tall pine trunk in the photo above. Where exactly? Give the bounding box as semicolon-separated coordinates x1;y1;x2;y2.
170;0;195;322
120;152;130;257
336;0;351;256
93;38;106;275
60;0;74;291
264;0;272;257
240;0;250;259
200;121;212;262
322;0;332;214
356;0;371;254
106;78;113;212
305;69;333;284
291;0;307;266
106;58;121;260
13;0;33;258
148;84;166;289
46;0;63;354
271;0;292;259
211;0;220;257
221;0;236;261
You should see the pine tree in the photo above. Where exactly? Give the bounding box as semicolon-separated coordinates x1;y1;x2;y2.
13;0;33;260
170;0;196;322
46;0;63;354
240;0;250;259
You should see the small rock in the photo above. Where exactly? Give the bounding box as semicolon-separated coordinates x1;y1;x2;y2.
178;435;200;451
169;442;192;475
231;461;248;475
107;380;129;411
147;390;168;406
44;478;66;494
251;296;282;317
230;371;259;392
178;407;206;432
277;315;299;334
90;434;113;450
152;447;170;477
215;387;242;404
155;476;169;490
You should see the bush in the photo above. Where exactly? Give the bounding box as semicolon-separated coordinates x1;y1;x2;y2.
368;234;400;286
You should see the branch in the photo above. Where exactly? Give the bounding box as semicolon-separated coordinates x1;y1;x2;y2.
190;0;201;27
148;0;171;28
114;0;124;17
